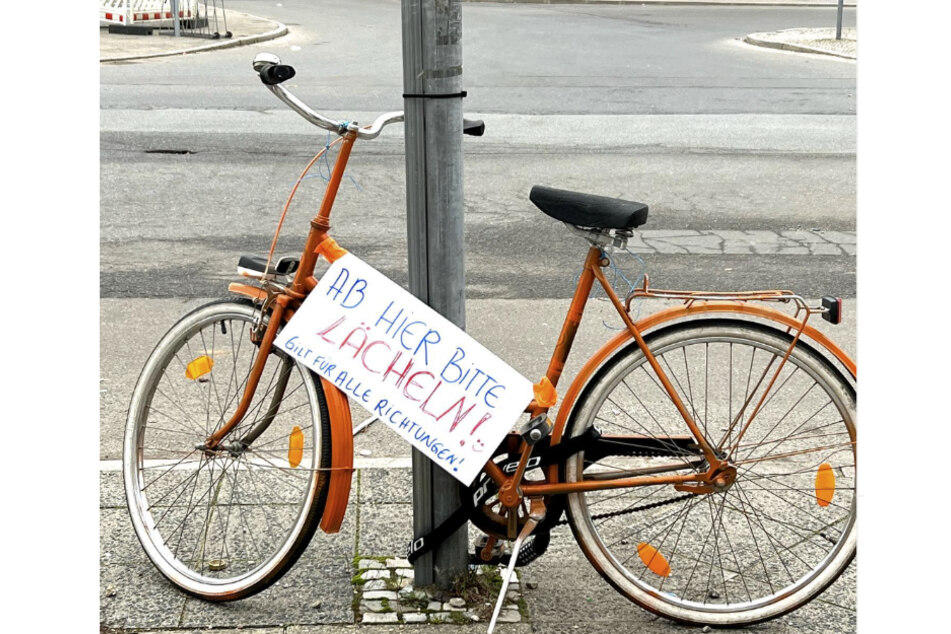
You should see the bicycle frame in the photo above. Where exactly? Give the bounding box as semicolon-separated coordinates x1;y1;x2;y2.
121;55;856;623
207;132;358;447
474;245;854;500
213;126;856;522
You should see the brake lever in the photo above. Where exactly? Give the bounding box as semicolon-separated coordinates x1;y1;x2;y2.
463;118;485;137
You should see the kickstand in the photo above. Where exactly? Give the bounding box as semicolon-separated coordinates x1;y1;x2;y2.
487;501;544;634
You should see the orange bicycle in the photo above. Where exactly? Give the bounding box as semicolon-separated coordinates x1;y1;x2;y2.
123;53;856;628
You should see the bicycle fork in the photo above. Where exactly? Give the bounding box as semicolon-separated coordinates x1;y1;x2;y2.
203;298;290;451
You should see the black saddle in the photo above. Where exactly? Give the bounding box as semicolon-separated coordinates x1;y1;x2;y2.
530;185;648;230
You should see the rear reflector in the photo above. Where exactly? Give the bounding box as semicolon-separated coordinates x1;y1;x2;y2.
821;296;842;324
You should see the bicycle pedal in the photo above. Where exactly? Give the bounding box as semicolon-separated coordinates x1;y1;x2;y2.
473;533;506;564
468;552;508;566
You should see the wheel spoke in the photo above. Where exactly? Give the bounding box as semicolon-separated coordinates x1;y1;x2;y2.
565;323;855;623
124;304;328;598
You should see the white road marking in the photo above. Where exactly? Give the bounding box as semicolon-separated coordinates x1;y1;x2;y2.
99;456;413;472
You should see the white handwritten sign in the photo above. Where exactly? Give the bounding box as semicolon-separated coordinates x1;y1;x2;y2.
275;254;534;485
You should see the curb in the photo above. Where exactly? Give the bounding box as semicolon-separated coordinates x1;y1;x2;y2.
744;32;856;60
100;17;287;63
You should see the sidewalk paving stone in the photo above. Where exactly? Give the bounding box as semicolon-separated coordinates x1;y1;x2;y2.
100;563;187;630
357;502;414;556
180;557;354;628
100;11;286;62
358;468;413;504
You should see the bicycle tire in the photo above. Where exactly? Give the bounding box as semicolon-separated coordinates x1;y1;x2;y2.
123;299;333;601
563;319;856;626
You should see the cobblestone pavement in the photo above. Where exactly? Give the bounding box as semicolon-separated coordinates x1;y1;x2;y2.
628;229;854;255
353;559;525;625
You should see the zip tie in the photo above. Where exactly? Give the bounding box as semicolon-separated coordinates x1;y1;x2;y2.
402;91;468;100
533;377;558;408
315;237;348;263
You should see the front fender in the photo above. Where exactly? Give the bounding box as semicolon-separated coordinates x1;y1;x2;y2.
226;285;353;531
318;380;353;533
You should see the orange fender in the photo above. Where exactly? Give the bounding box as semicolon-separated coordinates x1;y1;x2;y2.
550;301;856;445
228;282;268;301
318;380;353;533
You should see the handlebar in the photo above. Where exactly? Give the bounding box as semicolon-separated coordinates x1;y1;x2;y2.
252;53;482;140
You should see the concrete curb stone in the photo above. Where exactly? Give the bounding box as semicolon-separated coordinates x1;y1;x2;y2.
99;11;287;63
745;27;857;60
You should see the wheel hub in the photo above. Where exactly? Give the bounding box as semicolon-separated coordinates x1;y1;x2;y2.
711;465;738;491
195;440;247;459
675;464;738;495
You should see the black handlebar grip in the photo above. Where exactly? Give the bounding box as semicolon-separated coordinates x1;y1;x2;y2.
463;118;485;137
260;64;296;86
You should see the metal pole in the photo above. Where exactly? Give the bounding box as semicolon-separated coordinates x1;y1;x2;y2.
401;0;468;589
171;0;181;37
836;0;844;40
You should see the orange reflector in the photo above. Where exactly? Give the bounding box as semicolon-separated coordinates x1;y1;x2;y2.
815;463;836;507
185;355;214;380
288;425;304;468
637;542;671;577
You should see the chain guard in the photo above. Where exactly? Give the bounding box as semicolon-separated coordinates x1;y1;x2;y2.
463;428;703;540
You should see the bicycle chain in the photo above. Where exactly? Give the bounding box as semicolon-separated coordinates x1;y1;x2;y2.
549;440;699;526
552;492;695;527
471;432;700;532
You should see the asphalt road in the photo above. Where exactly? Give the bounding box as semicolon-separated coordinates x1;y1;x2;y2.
101;0;856;114
100;1;856;301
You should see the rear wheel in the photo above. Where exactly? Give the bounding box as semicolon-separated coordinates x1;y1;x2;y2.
564;320;856;625
123;300;332;600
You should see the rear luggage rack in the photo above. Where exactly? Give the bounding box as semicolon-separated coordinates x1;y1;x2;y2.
625;275;842;323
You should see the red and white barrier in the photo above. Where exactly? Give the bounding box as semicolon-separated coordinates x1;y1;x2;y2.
100;1;199;28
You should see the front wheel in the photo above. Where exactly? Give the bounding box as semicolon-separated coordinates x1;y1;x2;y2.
564;320;856;626
123;300;333;600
